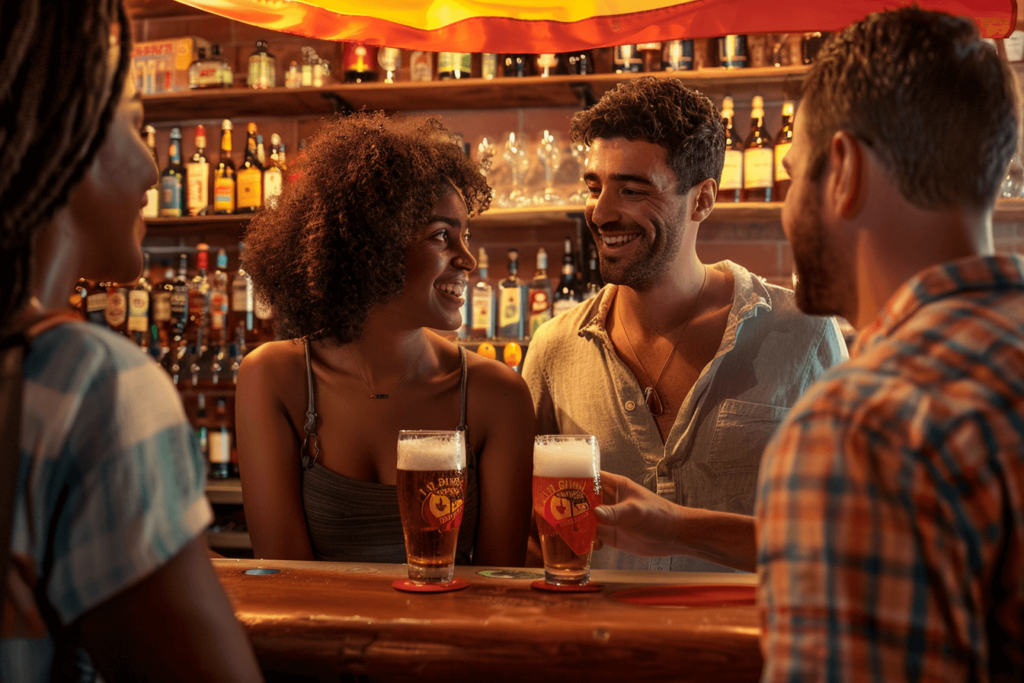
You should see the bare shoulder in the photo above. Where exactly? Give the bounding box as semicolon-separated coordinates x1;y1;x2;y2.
237;340;306;391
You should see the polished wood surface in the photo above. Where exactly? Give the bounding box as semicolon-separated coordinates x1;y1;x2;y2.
214;559;762;682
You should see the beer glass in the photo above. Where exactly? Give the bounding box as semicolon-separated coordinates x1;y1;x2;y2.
532;435;601;586
396;430;468;584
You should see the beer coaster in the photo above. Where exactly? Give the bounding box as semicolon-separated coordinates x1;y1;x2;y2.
530;580;603;593
392;578;470;593
609;584;755;607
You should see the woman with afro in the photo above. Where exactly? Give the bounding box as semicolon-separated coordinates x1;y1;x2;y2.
237;112;534;566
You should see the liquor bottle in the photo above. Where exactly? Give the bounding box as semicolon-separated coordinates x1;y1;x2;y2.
662;40;694;71
186;125;210;216
774;101;795;201
563;51;594;75
142;125;160;218
438;52;471;79
277;142;288;173
584;245;602;300
158;127;184;217
552;237;580;316
208;398;232;479
236;123;263;213
718;34;749;68
536;54;559;77
256;134;266;167
497;249;525;340
169;253;190;344
209;248;230;347
613;45;643;73
213;120;236;215
247;40;276;89
153;262;174;347
526;248;552;337
188;245;211;350
229;242;255;347
637;43;663;72
481;53;499;80
742;95;774;202
344;43;378;83
263;133;283;208
212;44;233;87
195;393;209;463
254;294;275;343
128;252;152;347
470;247;495;341
719;97;743;203
188;47;229;90
410;51;434;81
502;54;532;78
82;280;108;326
105;282;129;335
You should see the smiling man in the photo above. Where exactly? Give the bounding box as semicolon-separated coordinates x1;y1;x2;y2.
522;77;847;572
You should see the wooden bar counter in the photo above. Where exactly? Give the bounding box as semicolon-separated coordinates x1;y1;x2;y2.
213;559;762;682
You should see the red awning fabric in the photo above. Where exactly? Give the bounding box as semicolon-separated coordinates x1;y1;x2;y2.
177;0;1017;52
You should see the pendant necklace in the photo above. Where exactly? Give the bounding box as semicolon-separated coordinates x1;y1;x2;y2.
350;343;428;399
616;265;708;417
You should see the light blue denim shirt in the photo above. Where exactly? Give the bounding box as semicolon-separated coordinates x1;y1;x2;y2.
523;260;848;572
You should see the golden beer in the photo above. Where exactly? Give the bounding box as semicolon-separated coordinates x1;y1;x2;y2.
533;435;601;586
396;431;467;584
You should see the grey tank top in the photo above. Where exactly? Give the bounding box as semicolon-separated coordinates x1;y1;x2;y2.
299;342;479;564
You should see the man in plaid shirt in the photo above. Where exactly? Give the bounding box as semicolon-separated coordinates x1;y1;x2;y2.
594;7;1024;681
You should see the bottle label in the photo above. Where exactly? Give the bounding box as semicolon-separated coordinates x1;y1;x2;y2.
438;52;471;75
775;142;792;182
170;287;188;315
720;149;743;191
255;296;273;320
263;168;283;206
497;287;522;330
481;53;498;80
159;176;182;217
153;292;172;321
743;147;774;189
378;47;401;72
553;298;577;317
143;188;159;218
718;35;748;68
214;176;236;212
471;288;493;332
663;40;694;71
210;291;227;330
86;292;108;313
209;429;232;464
410;51;433;81
127;290;150;332
105;291;126;326
232;279;254;312
613;45;643;72
186;161;209;215
237;168;261;208
528;290;551;337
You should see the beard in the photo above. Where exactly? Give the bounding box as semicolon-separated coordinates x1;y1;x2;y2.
593;209;687;292
787;185;853;319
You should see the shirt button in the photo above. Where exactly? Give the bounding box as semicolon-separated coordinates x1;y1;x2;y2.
625;400;636;411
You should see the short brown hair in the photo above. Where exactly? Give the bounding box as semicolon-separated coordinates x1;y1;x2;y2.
569;77;725;193
243;112;490;344
802;7;1019;209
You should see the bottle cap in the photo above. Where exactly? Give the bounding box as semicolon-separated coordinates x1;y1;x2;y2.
170;127;182;138
271;133;281;146
247;122;257;133
751;95;764;109
144;124;155;135
722;96;734;112
782;101;795;116
222;119;233;130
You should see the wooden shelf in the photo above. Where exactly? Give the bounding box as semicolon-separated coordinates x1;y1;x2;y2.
207;478;243;505
140;66;810;123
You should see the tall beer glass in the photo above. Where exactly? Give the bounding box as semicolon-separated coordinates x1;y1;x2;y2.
532;435;601;586
396;430;468;585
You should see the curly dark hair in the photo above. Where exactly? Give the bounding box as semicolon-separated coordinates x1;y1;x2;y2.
243;112;491;344
569;77;725;194
802;7;1019;209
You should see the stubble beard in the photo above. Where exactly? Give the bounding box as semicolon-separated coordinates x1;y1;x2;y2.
790;189;852;319
595;214;686;293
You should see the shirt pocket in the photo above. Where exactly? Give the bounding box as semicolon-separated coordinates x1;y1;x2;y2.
705;399;789;473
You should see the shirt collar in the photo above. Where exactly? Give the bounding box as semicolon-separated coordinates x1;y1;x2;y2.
851;254;1024;357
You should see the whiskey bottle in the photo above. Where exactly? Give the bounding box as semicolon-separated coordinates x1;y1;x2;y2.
527;248;553;337
158;127;184;217
613;45;643;73
263;133;283;208
719;97;743;203
208;398;232;480
637;43;663;72
209;248;230;347
188;245;211;350
213;120;236;215
470;247;495;340
497;249;525;339
552;237;581;317
774;101;795;201
662;40;694;71
82;281;108;326
105;282;129;335
742;95;774;202
718;35;748;69
128;252;152;347
410;51;434;81
236;123;263;213
212;44;233;87
195;393;209;463
344;43;378;83
186;125;210;216
153;262;174;348
169;253;190;345
438;52;472;79
247;40;276;89
142;125;159;218
229;242;255;346
188;47;228;90
481;53;499;80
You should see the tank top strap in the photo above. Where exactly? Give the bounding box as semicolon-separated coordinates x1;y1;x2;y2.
458;346;468;432
301;339;321;469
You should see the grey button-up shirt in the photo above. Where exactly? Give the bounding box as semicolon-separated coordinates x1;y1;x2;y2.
523;260;848;572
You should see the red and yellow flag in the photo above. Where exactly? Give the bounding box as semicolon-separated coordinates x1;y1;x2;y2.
177;0;1017;51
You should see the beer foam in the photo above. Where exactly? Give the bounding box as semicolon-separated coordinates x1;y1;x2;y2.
397;433;466;471
533;440;599;478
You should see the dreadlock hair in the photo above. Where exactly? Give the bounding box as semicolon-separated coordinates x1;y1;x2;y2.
0;0;131;332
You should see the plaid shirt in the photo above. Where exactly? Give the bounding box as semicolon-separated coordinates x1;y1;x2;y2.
757;255;1024;683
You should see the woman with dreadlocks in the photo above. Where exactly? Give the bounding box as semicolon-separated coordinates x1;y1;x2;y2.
0;2;261;680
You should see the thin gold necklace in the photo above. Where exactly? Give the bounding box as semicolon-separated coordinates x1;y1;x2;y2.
350;343;429;399
616;265;708;416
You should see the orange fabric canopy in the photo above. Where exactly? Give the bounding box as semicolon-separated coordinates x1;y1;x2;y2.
178;0;1017;52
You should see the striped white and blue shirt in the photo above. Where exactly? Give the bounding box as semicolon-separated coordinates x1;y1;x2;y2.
1;322;211;682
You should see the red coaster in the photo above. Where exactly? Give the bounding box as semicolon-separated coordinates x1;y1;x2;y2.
392;577;470;593
530;580;603;593
609;584;755;607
